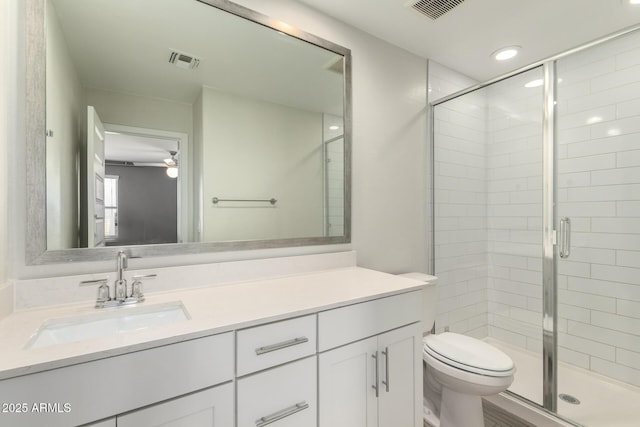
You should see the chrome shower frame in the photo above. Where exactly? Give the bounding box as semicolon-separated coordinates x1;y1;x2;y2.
429;22;640;423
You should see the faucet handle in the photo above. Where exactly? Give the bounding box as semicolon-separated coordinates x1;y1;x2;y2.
80;278;108;286
130;274;156;301
80;278;110;304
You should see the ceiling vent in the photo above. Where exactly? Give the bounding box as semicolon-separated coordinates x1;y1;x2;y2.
410;0;466;20
169;50;200;69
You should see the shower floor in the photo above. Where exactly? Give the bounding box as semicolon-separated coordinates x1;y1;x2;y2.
487;338;640;427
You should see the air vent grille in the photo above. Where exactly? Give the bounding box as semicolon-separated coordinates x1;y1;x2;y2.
411;0;465;20
168;50;200;69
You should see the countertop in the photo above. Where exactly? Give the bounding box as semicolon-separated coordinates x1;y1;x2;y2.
0;267;424;380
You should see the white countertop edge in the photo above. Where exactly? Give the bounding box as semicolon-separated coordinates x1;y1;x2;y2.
0;267;426;380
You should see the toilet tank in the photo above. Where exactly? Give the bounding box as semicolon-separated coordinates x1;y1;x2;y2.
398;273;438;335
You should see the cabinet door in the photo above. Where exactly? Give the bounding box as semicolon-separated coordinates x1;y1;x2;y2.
377;323;423;427
318;336;378;427
117;383;233;427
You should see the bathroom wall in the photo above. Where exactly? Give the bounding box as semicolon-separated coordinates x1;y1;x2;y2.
104;165;178;245
45;0;83;250
485;69;544;351
555;31;640;387
198;87;324;242
234;0;430;275
84;89;194;141
429;61;485;335
428;61;477;103
324;113;345;237
0;0;14;318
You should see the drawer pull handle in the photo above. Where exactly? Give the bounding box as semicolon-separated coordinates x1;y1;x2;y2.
256;401;309;426
255;337;309;355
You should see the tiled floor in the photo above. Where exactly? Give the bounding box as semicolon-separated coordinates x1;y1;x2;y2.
488;338;640;427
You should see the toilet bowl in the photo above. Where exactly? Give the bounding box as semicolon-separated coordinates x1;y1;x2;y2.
423;332;515;427
399;273;515;427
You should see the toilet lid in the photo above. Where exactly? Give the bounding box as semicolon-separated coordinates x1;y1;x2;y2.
424;333;515;377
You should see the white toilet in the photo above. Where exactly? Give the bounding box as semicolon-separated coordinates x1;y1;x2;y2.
400;273;515;427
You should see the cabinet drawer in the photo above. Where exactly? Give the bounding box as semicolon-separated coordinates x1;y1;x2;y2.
237;315;316;376
0;332;234;427
237;356;317;427
318;291;421;351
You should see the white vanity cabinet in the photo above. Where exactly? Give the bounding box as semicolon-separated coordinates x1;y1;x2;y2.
0;332;234;427
0;270;426;427
317;291;423;427
236;316;318;427
238;357;317;427
85;383;233;427
117;382;233;427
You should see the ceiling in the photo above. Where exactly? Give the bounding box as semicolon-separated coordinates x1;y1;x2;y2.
104;132;179;165
50;0;346;163
296;0;640;81
50;0;344;114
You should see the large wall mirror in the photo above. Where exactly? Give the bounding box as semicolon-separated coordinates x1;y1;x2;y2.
25;0;351;264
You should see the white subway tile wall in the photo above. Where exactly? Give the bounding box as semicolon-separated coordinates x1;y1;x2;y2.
432;29;640;390
557;30;640;387
432;63;545;345
486;69;544;355
324;114;344;237
430;61;486;338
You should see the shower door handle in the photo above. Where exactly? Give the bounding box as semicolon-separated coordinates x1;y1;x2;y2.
559;217;571;259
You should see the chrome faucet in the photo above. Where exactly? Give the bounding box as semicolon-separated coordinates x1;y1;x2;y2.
80;250;156;308
114;250;128;301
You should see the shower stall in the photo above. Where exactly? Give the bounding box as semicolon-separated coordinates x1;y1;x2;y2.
432;27;640;426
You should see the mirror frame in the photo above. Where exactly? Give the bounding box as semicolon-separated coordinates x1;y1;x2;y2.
24;0;352;264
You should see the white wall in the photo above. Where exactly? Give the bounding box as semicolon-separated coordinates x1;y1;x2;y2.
84;89;193;139
45;0;83;250
0;0;13;318
428;61;477;104
555;30;640;387
234;0;430;274
192;91;204;241
324;113;345;237
199;87;324;241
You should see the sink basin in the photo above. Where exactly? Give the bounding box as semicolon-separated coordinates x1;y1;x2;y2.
26;301;190;349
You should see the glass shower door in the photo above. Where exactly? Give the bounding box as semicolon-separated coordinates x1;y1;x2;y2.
433;66;547;405
555;29;640;426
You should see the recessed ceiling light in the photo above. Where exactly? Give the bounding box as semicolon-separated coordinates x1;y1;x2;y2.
629;0;640;5
329;125;340;131
492;46;521;61
524;79;543;88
